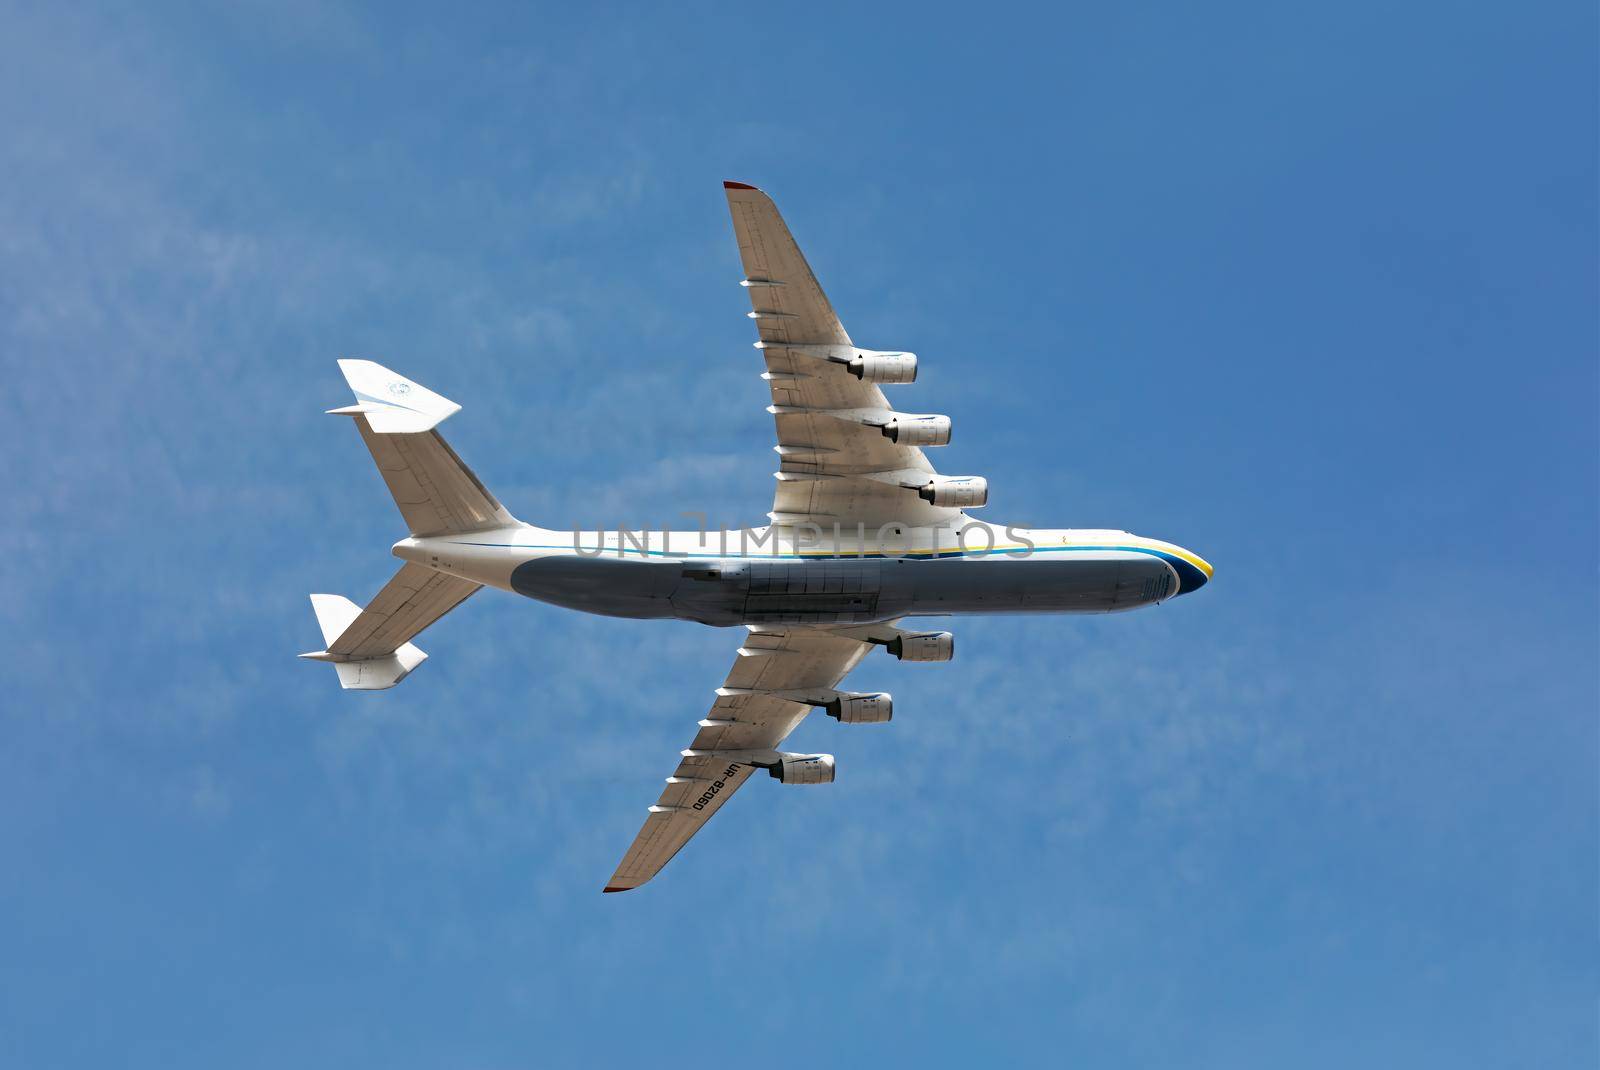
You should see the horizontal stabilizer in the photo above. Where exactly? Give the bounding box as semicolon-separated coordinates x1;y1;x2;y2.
336;358;461;433
309;593;363;647
301;567;479;691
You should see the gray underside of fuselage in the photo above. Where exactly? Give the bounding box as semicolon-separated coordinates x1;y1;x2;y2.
509;555;1175;626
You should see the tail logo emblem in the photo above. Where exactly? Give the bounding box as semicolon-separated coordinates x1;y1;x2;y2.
387;381;412;398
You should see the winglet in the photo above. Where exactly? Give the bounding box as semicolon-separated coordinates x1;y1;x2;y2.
602;885;633;894
723;180;759;191
335;359;461;433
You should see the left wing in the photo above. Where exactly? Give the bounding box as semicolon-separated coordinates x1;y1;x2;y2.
603;625;876;893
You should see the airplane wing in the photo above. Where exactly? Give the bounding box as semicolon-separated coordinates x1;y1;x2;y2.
603;624;876;892
723;181;962;530
604;184;966;893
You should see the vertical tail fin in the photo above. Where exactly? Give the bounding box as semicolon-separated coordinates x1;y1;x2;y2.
300;593;428;690
300;565;482;690
308;593;364;647
327;360;518;537
329;359;461;432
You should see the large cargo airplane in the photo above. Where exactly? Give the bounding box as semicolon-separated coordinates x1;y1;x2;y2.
302;182;1213;892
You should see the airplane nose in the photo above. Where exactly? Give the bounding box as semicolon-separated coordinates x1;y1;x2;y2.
1171;548;1213;596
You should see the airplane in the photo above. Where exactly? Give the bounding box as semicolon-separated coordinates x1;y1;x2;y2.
301;181;1213;892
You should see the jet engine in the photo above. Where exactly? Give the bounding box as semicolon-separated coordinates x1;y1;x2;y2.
848;351;918;383
824;691;893;724
880;414;951;446
916;475;988;508
768;753;836;784
888;632;954;662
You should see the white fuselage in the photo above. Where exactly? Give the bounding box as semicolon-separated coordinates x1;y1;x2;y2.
394;519;1213;628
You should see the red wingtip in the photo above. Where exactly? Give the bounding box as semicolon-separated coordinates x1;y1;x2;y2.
723;180;758;190
602;885;632;893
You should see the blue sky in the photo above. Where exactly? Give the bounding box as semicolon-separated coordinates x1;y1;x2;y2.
2;2;1595;1066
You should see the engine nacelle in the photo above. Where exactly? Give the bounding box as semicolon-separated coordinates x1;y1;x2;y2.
769;753;836;784
916;475;988;508
824;691;893;724
888;632;954;662
881;414;951;446
848;351;918;384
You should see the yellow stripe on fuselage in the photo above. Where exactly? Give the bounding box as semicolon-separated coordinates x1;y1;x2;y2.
789;534;1213;577
1125;536;1214;578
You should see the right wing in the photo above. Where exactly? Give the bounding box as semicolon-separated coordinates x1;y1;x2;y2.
724;182;962;530
603;624;875;893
